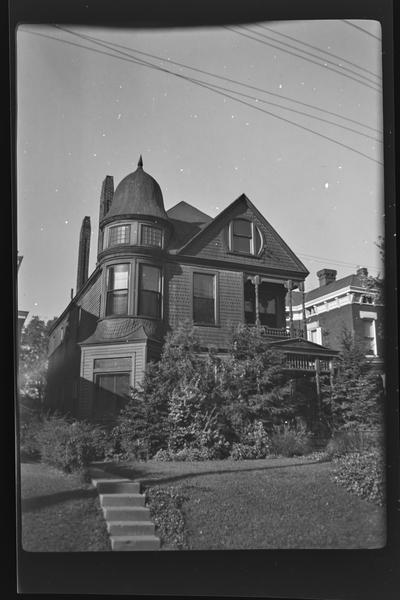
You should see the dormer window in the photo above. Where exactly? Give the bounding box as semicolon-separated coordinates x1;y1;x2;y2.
108;224;131;247
229;219;263;255
140;224;162;248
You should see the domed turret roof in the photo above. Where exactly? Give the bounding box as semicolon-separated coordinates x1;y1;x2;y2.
105;156;168;220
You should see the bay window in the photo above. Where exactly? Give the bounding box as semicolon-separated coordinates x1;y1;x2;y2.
138;264;162;318
106;264;129;315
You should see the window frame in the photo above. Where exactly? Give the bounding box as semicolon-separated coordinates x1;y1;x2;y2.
105;263;130;316
107;223;131;248
228;219;264;256
137;262;163;319
192;270;218;326
139;223;163;248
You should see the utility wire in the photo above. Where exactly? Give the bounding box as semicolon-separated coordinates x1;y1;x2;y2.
296;252;380;272
342;20;381;41
21;27;383;165
52;26;381;143
53;24;381;134
225;26;381;92
241;24;380;85
256;23;381;79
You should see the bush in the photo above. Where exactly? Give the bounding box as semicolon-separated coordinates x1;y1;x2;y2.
325;429;383;459
153;445;215;462
331;449;385;505
35;414;110;473
146;486;188;549
269;422;312;457
19;407;43;459
229;420;270;460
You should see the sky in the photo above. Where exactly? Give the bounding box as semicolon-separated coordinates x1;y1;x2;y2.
16;20;384;323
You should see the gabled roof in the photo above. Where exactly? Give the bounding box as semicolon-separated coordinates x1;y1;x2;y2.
167;201;212;251
170;193;309;275
269;337;339;357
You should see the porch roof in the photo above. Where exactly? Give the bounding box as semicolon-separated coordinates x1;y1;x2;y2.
267;337;340;358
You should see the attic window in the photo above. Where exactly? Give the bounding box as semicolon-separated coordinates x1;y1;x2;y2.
229;219;263;255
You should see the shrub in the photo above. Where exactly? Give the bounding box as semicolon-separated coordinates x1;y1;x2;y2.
229;420;270;460
331;449;385;505
325;429;383;459
269;422;312;457
35;414;110;473
19;406;43;459
153;445;215;462
146;486;188;549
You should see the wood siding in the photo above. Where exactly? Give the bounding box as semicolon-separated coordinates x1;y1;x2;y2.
79;342;146;419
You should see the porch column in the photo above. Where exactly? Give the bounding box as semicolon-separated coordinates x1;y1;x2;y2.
299;281;307;339
329;359;335;389
254;275;260;327
315;358;321;398
286;279;294;335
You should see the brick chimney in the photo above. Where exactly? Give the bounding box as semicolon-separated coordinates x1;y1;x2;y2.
317;268;337;287
356;267;368;278
97;176;114;255
76;216;91;293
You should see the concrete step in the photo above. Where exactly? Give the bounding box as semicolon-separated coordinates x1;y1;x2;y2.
103;506;151;521
93;479;141;494
107;521;155;536
100;493;145;507
110;535;160;551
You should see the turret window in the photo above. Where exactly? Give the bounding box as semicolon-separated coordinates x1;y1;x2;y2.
106;264;129;315
140;225;162;248
229;219;263;255
138;264;162;318
108;225;131;247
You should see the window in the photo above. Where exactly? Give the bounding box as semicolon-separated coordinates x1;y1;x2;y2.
140;225;162;247
230;219;263;255
362;319;376;354
360;295;374;304
193;273;215;325
307;327;322;345
94;373;130;418
138;264;162;318
108;224;131;247
106;264;129;315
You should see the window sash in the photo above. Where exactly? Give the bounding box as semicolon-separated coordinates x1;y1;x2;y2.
108;225;131;247
193;273;215;324
141;225;162;247
106;289;128;315
94;372;130;418
138;264;162;318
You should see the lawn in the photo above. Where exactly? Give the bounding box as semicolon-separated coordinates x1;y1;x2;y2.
19;461;110;552
91;456;386;550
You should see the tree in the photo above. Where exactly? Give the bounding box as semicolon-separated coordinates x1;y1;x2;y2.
18;315;57;406
321;327;384;433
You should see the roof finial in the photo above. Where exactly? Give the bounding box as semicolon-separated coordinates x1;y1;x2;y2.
138;154;143;168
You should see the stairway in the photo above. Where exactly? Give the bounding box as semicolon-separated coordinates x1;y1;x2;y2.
92;478;160;551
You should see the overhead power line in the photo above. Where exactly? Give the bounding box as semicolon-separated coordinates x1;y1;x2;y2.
342;20;381;41
51;26;381;143
242;24;380;86
256;23;381;79
53;25;382;134
225;26;381;92
21;27;383;165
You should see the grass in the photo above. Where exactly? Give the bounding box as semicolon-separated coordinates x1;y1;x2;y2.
91;456;386;550
20;461;111;552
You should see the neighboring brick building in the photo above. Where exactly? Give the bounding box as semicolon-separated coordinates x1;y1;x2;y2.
47;157;338;420
288;267;384;371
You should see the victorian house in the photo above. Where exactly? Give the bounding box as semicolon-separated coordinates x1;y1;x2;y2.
46;157;338;420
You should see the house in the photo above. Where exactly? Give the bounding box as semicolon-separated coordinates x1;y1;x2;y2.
288;267;384;371
46;157;338;420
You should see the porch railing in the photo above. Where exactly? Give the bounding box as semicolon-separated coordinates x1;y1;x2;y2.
284;356;331;373
248;325;306;339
